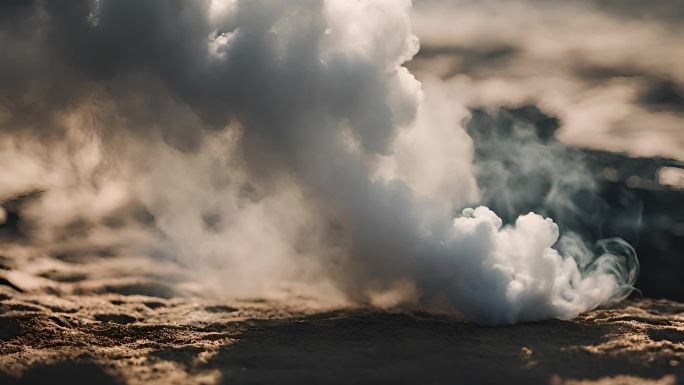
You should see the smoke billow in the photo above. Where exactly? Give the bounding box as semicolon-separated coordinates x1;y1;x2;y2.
0;0;637;324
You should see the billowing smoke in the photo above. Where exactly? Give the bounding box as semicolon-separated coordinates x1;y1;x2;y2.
0;0;637;325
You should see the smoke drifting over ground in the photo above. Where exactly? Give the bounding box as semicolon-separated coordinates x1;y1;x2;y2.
0;0;637;324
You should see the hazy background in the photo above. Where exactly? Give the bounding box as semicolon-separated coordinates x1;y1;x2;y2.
411;0;684;161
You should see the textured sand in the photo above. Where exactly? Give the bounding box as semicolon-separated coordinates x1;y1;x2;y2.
0;249;682;385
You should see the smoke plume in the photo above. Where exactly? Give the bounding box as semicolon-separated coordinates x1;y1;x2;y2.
0;0;637;325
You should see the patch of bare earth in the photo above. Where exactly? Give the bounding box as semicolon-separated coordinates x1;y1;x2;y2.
0;249;682;384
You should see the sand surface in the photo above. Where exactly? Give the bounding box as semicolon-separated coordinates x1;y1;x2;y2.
0;250;682;385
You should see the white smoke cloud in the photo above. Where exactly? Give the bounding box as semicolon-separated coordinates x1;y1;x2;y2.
0;0;637;325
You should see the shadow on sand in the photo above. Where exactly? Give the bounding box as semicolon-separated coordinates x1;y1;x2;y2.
3;306;681;384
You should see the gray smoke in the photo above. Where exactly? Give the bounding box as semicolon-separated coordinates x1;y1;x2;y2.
0;0;637;325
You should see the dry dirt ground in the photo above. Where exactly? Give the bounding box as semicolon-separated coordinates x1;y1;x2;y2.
0;250;683;385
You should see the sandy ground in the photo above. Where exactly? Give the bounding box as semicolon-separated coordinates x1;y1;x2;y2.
0;249;683;385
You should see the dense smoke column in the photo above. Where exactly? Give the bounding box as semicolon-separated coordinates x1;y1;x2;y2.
0;0;637;324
